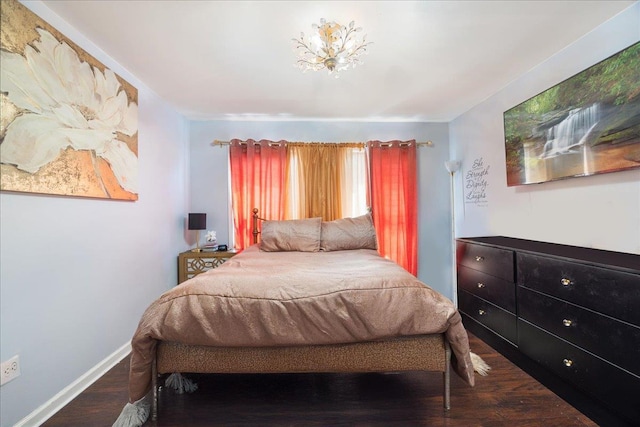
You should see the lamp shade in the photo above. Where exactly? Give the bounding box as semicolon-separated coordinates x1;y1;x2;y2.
188;213;207;230
444;160;461;173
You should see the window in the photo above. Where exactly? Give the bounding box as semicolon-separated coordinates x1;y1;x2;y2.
228;139;417;275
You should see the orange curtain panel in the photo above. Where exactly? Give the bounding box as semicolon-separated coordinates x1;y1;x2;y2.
368;140;418;275
229;139;287;250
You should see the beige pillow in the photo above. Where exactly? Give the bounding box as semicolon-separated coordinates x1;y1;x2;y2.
320;213;378;251
260;217;322;252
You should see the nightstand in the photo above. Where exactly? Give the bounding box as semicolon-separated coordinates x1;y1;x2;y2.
177;250;237;284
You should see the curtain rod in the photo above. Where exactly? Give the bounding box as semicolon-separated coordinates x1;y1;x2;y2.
211;140;434;147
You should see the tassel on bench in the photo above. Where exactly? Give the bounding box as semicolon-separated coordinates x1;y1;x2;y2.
164;372;199;394
112;395;150;427
470;352;491;376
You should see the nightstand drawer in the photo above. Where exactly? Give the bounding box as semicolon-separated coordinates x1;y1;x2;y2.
517;253;640;325
518;286;640;376
457;242;514;282
518;319;640;423
458;265;515;313
458;290;517;344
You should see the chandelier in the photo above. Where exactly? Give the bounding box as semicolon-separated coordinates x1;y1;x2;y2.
292;18;372;77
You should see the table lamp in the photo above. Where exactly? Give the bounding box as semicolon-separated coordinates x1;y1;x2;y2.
188;213;207;252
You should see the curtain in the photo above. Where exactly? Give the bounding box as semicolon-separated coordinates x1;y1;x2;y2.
285;143;366;221
368;140;418;275
229;139;287;250
340;144;369;218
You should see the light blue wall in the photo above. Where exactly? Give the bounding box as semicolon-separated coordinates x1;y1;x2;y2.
188;120;456;298
450;2;640;254
0;2;190;425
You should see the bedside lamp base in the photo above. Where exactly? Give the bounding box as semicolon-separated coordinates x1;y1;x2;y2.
191;229;202;252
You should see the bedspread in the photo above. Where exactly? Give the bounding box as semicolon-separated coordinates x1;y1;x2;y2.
126;245;475;402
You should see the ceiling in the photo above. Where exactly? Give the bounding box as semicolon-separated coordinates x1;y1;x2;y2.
42;0;635;122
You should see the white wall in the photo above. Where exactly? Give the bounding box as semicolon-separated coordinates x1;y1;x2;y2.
189;120;456;298
0;2;189;426
450;3;640;255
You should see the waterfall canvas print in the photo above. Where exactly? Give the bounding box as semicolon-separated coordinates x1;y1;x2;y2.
0;0;138;200
503;42;640;186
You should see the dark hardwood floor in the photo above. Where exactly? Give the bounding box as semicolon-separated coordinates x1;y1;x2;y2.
43;333;604;427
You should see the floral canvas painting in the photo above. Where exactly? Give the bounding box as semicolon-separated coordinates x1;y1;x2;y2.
0;0;138;200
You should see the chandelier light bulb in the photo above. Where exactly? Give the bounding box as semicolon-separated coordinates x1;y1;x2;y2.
292;18;372;78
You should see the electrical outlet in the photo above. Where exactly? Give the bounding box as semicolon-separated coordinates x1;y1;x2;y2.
1;355;20;386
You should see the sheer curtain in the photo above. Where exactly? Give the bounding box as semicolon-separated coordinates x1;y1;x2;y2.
368;140;418;275
229;139;287;250
340;144;369;218
285;143;366;220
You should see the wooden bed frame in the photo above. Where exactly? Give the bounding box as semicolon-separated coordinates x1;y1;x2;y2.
151;209;452;419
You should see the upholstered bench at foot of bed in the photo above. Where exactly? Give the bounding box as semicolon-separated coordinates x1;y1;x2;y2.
152;334;451;420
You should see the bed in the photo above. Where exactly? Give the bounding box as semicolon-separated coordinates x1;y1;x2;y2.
113;211;480;427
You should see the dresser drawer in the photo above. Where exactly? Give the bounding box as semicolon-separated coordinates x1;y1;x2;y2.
458;290;517;344
518;286;640;376
518;319;640;424
517;253;640;326
458;265;515;313
457;242;514;282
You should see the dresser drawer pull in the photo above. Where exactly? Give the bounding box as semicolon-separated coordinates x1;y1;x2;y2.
478;309;486;316
563;358;573;367
477;282;485;288
475;256;484;262
562;319;573;327
560;278;573;287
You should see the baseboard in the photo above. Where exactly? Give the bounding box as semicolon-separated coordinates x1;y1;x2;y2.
14;341;131;427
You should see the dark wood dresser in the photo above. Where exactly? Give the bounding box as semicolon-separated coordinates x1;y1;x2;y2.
456;236;640;427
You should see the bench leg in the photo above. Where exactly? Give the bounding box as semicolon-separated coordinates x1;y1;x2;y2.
152;358;158;420
443;341;451;411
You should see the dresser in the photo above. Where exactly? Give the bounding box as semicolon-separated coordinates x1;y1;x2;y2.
456;237;640;426
178;250;237;284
